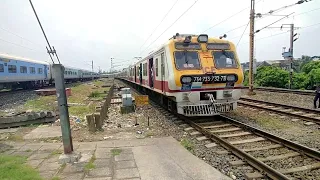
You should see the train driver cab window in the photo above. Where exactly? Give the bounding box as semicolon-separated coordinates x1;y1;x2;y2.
174;51;200;70
38;68;43;74
8;65;17;73
20;66;27;73
0;64;4;72
213;51;237;68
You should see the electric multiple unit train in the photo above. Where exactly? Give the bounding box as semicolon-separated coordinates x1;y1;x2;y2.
118;33;244;116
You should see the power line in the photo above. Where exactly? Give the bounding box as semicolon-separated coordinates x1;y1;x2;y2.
0;26;43;49
202;0;264;33
255;12;294;33
139;0;179;50
140;0;199;55
0;37;35;51
240;22;320;43
236;21;250;47
294;7;320;16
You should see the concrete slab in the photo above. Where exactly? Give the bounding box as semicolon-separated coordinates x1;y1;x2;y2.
88;167;112;177
133;137;230;180
23;126;62;139
115;153;134;161
115;160;136;169
114;168;140;179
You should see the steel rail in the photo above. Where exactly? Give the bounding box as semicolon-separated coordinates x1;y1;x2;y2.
239;98;320;124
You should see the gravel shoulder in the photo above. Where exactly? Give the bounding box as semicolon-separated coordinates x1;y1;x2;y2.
241;89;315;109
228;107;320;150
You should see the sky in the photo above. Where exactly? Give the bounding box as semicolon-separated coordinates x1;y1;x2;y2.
0;0;319;72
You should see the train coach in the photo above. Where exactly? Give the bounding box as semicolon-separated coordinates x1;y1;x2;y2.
118;33;244;116
0;53;99;90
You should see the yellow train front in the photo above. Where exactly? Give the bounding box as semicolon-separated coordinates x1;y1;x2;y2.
121;33;244;116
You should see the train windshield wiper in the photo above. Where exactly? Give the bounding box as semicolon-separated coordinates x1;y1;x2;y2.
184;51;189;64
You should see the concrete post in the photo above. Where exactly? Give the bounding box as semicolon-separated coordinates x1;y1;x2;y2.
52;64;73;154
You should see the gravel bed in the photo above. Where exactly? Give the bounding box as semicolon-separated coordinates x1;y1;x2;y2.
0;90;38;114
265;155;318;170
248;147;295;158
288;169;320;180
235;140;278;149
241;89;315;109
228;107;320;150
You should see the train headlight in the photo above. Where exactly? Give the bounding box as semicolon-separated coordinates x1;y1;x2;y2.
197;34;208;43
227;75;236;82
181;76;192;84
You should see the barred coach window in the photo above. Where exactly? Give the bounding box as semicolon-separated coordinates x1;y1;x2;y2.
213;51;237;68
0;64;4;72
174;51;200;70
8;65;17;73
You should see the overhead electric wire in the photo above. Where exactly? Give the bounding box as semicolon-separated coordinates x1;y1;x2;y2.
255;12;295;33
0;37;35;50
201;0;264;33
139;0;179;50
239;22;320;44
236;21;250;47
140;0;199;55
0;26;43;49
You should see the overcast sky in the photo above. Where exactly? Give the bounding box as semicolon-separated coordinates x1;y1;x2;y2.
0;0;319;72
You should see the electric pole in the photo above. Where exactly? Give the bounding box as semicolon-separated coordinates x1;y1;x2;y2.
289;24;294;89
110;58;114;73
281;24;298;89
91;60;94;80
248;0;255;95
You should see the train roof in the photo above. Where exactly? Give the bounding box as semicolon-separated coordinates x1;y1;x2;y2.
0;53;50;65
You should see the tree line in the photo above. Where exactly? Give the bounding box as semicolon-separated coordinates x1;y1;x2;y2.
243;56;320;90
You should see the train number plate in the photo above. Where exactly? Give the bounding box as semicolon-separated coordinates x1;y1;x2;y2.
192;75;227;84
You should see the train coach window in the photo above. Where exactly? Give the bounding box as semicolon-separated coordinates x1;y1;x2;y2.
38;68;43;74
155;58;159;77
213;51;237;68
30;67;35;74
174;51;200;70
0;64;3;72
8;65;17;73
20;66;27;73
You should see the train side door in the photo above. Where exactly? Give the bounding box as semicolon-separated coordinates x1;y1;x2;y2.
161;52;165;92
139;63;142;84
134;66;137;82
44;65;48;79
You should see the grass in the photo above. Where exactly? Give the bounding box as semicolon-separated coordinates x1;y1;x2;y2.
111;149;122;156
0;154;43;180
50;149;63;156
22;80;110;119
7;134;24;141
24;96;57;112
180;139;194;153
84;155;96;173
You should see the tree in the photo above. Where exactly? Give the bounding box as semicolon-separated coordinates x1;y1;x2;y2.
306;68;320;89
301;60;320;74
243;70;249;86
292;73;308;90
255;66;289;88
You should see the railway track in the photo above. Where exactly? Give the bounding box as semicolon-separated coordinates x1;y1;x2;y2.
176;115;320;179
119;79;320;179
243;86;315;96
239;97;320;125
